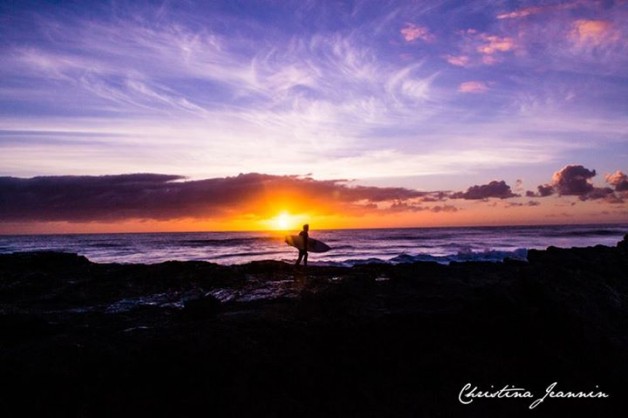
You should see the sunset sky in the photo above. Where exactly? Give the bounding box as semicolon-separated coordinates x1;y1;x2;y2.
1;0;627;233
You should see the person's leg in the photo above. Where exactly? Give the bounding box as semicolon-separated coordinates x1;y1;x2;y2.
296;250;304;265
303;251;308;266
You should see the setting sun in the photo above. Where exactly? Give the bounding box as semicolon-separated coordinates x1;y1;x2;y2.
275;212;290;230
268;212;302;231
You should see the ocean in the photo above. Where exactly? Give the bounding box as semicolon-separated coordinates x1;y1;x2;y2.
1;224;626;266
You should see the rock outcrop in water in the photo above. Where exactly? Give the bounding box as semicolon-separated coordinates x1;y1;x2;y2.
1;235;627;417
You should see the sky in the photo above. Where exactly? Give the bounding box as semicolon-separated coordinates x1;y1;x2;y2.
0;0;627;233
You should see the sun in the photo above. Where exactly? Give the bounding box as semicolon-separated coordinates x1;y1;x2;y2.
276;212;290;230
270;212;292;231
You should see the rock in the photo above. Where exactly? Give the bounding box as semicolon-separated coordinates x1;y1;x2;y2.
0;251;90;272
618;233;628;253
181;294;222;319
1;246;627;417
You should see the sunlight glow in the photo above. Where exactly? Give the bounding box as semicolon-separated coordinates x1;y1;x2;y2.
268;212;300;231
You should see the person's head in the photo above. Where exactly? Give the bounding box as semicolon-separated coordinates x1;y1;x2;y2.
303;224;309;231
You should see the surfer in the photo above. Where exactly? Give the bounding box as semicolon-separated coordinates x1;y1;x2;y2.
296;224;309;266
285;224;329;267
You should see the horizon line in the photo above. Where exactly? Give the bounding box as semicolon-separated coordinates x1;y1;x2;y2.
1;221;626;237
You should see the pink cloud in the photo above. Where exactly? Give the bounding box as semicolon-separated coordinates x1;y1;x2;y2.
569;19;620;47
452;30;518;67
401;24;435;43
458;81;489;94
481;55;500;65
476;34;516;55
606;171;628;191
445;54;470;67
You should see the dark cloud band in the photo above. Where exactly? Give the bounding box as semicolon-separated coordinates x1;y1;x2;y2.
0;173;429;222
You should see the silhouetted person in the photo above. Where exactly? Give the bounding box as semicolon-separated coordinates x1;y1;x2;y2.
296;224;309;266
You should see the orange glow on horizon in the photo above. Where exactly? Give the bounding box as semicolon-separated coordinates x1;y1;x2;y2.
0;194;625;236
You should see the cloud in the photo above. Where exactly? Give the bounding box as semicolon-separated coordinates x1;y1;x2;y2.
476;34;516;55
551;164;596;196
450;180;518;200
0;173;434;223
496;3;580;20
530;164;626;202
388;201;458;213
458;81;489;94
444;54;470;67
526;184;554;197
584;187;615;201
430;204;458;213
452;30;518;66
569;19;620;47
400;24;435;43
388;201;426;212
459;2;626;75
605;170;628;191
497;6;546;20
505;200;541;208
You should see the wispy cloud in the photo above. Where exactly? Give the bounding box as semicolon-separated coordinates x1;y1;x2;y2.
497;6;546;20
496;2;581;20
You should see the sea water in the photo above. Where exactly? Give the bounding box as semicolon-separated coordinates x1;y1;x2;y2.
0;224;625;266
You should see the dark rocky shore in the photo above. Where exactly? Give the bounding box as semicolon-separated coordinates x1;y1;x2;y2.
1;236;627;417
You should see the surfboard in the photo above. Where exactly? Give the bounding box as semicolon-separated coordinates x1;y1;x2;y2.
285;235;331;253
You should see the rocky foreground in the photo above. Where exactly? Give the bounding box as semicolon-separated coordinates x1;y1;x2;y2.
1;237;627;417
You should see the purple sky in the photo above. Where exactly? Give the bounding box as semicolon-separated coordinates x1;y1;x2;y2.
0;0;626;230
